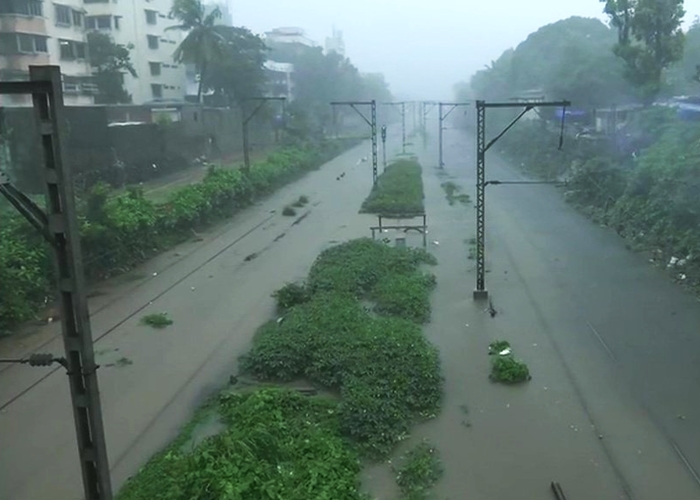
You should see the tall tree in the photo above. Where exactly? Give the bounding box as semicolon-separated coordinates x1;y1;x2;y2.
168;0;229;103
87;32;136;104
467;17;634;108
601;0;686;103
205;27;268;106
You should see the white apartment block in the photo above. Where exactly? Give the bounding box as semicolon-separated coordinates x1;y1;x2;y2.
82;0;186;104
0;0;95;106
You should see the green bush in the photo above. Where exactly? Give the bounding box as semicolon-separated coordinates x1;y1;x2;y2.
272;282;311;311
489;355;530;384
118;389;369;500
360;158;425;215
242;239;442;458
395;441;444;500
0;139;357;332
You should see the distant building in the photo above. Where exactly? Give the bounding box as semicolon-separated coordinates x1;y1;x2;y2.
324;27;345;56
263;27;318;102
0;0;95;106
82;0;187;104
264;60;294;101
264;27;316;48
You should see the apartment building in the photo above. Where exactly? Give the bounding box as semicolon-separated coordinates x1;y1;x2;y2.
0;0;95;106
82;0;186;103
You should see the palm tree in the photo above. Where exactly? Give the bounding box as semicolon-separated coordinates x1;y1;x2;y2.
168;0;229;103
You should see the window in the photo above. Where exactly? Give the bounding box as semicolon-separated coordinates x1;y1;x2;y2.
35;36;47;52
151;84;163;98
0;0;43;16
145;9;156;25
114;15;120;29
72;10;82;27
55;4;71;25
0;33;48;54
149;62;161;76
18;33;34;52
85;15;111;30
147;35;158;49
58;39;86;60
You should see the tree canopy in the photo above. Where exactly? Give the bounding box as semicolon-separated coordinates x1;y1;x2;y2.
601;0;685;103
267;42;392;130
204;26;268;106
87;31;137;104
169;0;229;102
466;17;634;108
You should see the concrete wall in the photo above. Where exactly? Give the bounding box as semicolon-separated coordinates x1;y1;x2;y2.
2;104;274;193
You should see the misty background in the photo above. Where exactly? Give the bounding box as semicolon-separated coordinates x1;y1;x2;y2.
232;0;700;100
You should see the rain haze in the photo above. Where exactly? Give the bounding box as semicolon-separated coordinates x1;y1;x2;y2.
6;0;700;499
232;0;700;99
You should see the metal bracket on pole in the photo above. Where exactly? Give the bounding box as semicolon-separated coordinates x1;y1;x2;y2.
241;96;286;173
0;173;54;246
382;102;407;153
381;125;387;170
474;99;570;300
331;100;378;184
438;102;470;169
0;66;114;499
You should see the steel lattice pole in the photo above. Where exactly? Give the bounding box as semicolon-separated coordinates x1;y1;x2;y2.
371;100;378;184
475;100;487;299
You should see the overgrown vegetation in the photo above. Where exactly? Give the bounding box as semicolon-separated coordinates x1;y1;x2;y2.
498;111;700;292
243;239;442;457
118;389;369;500
0;139;356;333
360;158;425;215
141;313;174;329
118;239;443;499
394;441;444;500
488;340;530;384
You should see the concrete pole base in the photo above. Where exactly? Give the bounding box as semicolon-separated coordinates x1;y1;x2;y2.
473;289;489;301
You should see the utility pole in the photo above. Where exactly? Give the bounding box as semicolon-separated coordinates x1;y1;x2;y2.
438;102;470;169
241;96;286;172
331;100;378;184
473;99;570;300
381;125;387;169
0;66;113;499
382;102;407;153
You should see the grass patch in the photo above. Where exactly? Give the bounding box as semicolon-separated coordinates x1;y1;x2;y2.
394;441;444;500
441;181;471;206
488;340;531;384
140;312;173;329
360;159;425;216
282;206;297;216
119;239;443;499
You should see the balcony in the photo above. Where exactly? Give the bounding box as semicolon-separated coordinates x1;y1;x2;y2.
0;15;47;34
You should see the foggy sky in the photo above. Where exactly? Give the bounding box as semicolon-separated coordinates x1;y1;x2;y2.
229;1;700;100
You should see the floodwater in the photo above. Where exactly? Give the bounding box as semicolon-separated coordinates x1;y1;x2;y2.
1;123;700;499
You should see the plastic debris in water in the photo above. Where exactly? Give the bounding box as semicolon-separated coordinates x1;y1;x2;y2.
668;257;679;268
499;348;512;356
